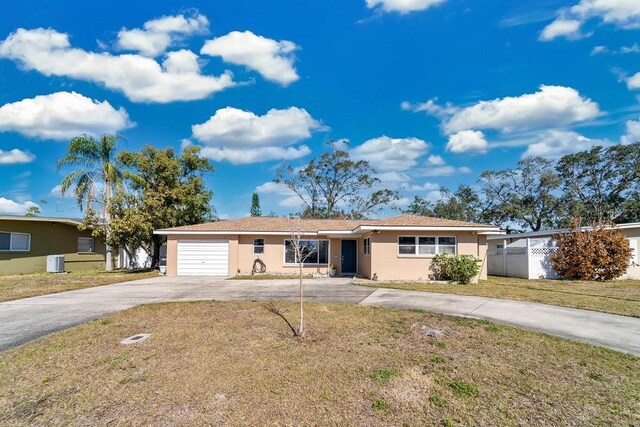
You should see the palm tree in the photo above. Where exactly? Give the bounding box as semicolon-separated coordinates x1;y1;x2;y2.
58;134;124;271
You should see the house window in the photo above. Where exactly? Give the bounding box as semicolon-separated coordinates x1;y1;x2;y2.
284;239;329;265
398;236;456;256
0;232;30;252
253;239;265;254
363;238;371;255
78;237;95;253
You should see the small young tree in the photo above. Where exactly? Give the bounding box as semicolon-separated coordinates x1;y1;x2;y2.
250;192;262;217
286;217;318;337
551;219;632;281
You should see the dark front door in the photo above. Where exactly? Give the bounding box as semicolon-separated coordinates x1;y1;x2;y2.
341;240;357;274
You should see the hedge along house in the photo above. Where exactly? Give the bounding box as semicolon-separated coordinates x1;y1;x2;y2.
487;222;640;280
0;215;107;274
154;214;502;281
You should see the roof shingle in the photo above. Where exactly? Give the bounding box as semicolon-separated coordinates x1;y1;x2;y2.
156;214;496;233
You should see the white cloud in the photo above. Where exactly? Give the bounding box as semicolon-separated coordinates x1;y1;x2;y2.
376;171;412;184
351;136;430;172
402;181;440;191
446;130;488;154
200;145;311;165
620;43;640;53
420;165;472;177
192;106;322;164
426;155;445;165
540;18;584;41
0;149;35;164
0;28;235;103
542;0;640;41
591;45;608;55
0;91;132;139
627;72;640;90
437;85;601;134
366;0;447;14
0;197;38;215
201;31;299;85
256;181;305;208
116;13;209;56
621;119;640;144
521;130;609;159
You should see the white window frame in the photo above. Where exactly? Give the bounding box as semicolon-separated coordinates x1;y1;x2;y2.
283;239;330;266
253;238;265;254
77;237;95;253
363;237;371;256
397;236;457;257
0;231;31;252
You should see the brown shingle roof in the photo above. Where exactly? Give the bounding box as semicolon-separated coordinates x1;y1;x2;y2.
156;214;497;233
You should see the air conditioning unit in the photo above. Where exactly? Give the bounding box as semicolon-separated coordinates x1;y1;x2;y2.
46;255;65;273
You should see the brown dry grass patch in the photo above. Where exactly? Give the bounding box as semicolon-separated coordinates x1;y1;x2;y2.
0;270;158;302
357;276;640;317
0;301;638;426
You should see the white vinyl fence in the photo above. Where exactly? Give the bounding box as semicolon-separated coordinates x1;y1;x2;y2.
488;238;560;279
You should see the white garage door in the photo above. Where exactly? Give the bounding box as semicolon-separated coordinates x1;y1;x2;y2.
177;240;229;276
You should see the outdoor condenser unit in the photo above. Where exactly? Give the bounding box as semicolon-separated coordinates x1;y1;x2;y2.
46;255;65;273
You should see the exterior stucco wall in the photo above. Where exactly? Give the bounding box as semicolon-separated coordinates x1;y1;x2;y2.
166;234;239;277
369;230;486;281
0;220;106;274
237;235;330;275
359;234;372;279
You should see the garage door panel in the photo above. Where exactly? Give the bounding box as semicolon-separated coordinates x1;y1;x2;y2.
177;240;229;276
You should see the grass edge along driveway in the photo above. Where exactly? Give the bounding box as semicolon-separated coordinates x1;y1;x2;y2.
0;270;158;303
355;276;640;318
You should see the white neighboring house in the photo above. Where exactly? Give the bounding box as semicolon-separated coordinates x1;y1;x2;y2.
487;223;640;280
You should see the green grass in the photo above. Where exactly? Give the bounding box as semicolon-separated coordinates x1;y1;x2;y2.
0;270;158;302
356;275;640;317
0;301;638;425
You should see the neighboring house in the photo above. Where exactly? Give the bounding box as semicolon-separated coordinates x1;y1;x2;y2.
487;223;640;280
0;215;106;274
154;214;502;281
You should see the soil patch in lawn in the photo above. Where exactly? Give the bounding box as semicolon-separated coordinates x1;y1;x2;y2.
0;270;158;302
0;301;638;426
356;276;640;317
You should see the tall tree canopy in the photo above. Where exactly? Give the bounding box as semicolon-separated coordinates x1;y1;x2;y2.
275;146;398;219
118;145;214;266
58;134;125;271
556;142;640;223
479;157;563;231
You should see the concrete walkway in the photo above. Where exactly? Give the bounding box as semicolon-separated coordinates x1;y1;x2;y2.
1;276;639;356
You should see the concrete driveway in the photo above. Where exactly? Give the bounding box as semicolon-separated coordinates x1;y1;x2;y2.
1;275;639;356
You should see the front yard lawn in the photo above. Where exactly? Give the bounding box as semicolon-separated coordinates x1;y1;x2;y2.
356;276;640;317
1;301;638;425
0;270;158;302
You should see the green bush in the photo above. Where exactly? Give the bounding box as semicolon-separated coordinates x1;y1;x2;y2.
432;254;480;284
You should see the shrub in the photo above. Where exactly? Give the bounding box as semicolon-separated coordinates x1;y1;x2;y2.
431;254;480;284
551;219;632;281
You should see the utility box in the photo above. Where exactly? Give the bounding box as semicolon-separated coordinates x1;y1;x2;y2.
46;255;65;273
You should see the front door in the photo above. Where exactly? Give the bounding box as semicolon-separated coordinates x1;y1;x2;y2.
341;240;357;274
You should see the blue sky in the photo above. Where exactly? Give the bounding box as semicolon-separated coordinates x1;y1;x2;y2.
0;0;639;219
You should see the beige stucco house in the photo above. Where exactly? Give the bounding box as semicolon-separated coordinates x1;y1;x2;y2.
0;215;107;274
154;214;501;281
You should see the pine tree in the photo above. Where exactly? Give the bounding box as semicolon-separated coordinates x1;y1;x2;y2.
251;192;262;217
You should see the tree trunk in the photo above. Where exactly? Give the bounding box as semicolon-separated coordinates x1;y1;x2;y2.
151;234;162;268
298;261;305;337
104;178;113;272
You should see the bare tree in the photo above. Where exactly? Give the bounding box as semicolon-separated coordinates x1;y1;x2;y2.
286;217;319;337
